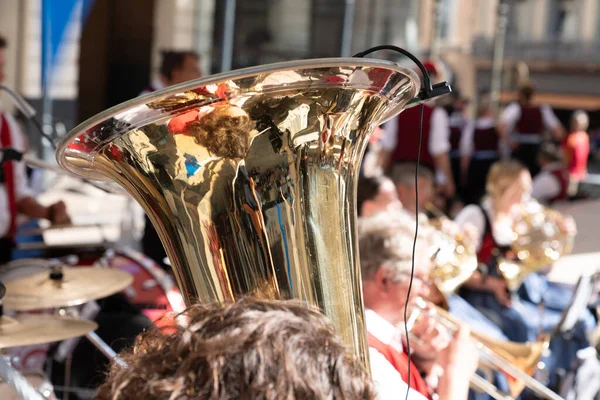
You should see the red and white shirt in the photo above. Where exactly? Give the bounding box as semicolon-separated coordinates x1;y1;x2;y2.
366;309;429;400
0;110;34;238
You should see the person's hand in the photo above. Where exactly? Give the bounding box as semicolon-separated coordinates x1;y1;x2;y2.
440;180;456;199
488;276;512;307
437;324;479;393
556;214;577;237
48;201;71;225
406;306;452;374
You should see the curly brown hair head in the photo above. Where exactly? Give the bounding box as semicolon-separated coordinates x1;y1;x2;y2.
95;298;375;400
187;106;255;159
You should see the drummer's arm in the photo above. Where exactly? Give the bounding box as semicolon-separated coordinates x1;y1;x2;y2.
17;197;52;219
14;158;70;224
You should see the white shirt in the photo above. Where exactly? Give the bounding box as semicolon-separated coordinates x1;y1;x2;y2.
366;309;428;400
532;163;562;203
500;102;560;135
0;112;35;237
459;116;497;157
380;107;450;157
454;198;514;251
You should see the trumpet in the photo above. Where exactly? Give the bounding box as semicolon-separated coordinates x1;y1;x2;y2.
498;200;575;292
406;298;562;400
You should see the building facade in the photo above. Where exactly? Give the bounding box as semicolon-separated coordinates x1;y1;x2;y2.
2;0;599;150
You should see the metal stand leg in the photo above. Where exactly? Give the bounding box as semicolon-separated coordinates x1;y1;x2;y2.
85;332;127;368
0;356;45;400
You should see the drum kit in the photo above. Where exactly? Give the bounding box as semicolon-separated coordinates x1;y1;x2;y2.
0;248;186;399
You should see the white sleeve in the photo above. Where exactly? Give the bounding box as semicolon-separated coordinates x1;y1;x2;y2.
532;172;561;202
5;114;34;201
454;205;486;251
369;348;428;400
429;108;450;156
459;121;475;157
379;117;399;151
500;103;520;134
541;105;560;130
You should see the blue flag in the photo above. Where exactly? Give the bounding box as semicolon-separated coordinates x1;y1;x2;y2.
41;0;94;93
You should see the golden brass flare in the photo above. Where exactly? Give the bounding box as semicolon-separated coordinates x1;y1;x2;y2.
56;59;420;367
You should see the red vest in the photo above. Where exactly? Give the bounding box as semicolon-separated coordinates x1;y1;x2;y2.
515;106;543;136
473;126;500;152
368;333;432;399
450;126;462;152
449;113;467;152
475;205;496;265
391;105;435;170
548;167;569;203
477;230;496;265
0;115;18;238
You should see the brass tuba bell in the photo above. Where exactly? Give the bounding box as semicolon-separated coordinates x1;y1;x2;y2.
56;59;421;366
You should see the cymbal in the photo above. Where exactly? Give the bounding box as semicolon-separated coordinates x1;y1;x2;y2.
2;267;134;311
0;314;97;348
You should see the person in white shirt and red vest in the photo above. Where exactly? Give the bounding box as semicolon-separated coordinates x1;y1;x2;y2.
460;93;501;205
454;160;596;389
499;84;565;177
358;210;479;400
139;50;202;268
532;143;570;205
0;35;70;264
378;60;455;200
447;91;470;201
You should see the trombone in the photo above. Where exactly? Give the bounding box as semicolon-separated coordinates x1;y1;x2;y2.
406;298;563;400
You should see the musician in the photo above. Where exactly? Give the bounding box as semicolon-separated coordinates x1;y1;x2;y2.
531;143;569;205
460;93;501;205
0;35;70;264
499;84;564;177
359;211;478;400
139;50;202;268
561;110;590;196
389;162;436;214
454;161;546;341
447;91;470;193
454;160;596;386
96;298;375;400
140;50;202;95
357;174;402;217
377;60;455;199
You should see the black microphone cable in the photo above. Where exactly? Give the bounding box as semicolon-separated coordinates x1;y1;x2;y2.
354;45;450;400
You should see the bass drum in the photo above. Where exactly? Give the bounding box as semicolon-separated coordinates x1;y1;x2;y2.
99;248;185;330
0;259;56;373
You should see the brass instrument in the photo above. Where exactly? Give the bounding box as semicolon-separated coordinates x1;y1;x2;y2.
425;203;478;296
55;59;422;367
498;200;575;291
408;298;561;400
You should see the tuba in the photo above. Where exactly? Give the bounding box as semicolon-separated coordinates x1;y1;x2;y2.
56;59;422;366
